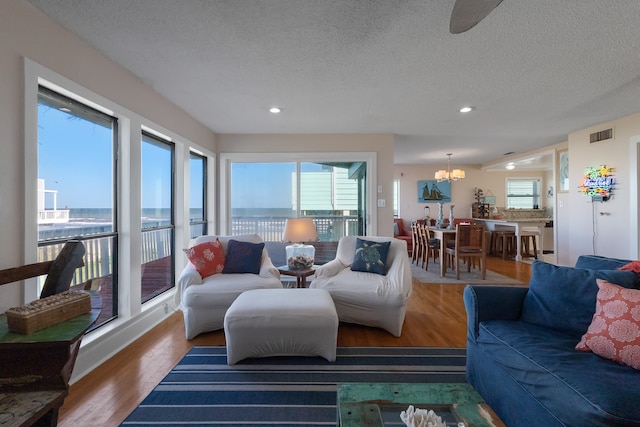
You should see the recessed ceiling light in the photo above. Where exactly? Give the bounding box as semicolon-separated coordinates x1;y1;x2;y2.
505;163;516;170
459;106;475;113
269;107;282;114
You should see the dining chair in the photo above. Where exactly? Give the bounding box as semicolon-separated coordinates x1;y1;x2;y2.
416;223;440;271
425;226;440;270
410;222;420;265
416;223;428;269
444;223;487;280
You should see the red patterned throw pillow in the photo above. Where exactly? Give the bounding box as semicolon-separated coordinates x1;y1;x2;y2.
576;278;640;370
183;239;225;279
618;260;640;273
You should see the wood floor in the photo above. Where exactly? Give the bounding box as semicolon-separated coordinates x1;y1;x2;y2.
58;257;532;427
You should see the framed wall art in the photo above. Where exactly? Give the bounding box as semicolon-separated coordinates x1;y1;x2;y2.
418;180;451;203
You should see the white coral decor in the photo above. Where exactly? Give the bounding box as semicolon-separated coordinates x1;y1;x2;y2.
400;405;446;427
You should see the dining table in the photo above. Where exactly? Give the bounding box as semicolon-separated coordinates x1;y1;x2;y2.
428;227;457;277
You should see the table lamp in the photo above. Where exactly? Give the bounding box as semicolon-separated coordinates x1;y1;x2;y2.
283;217;318;270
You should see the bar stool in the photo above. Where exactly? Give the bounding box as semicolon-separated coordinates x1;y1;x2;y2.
491;230;516;259
520;230;539;259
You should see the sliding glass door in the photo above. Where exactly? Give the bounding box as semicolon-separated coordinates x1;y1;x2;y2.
226;158;369;242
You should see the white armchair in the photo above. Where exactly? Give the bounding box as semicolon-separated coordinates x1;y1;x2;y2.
309;236;412;337
176;234;282;339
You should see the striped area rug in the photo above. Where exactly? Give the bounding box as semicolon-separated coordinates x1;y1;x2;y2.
121;346;466;426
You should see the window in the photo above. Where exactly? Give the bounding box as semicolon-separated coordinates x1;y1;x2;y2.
226;158;370;242
141;131;175;303
37;85;118;329
506;178;541;209
189;151;207;238
393;179;400;217
230;162;296;240
299;162;365;239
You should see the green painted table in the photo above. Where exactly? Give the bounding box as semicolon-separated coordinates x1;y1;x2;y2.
0;291;101;426
337;383;505;427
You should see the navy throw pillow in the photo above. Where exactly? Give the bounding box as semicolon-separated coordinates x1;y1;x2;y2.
520;261;640;339
222;239;264;274
351;238;391;275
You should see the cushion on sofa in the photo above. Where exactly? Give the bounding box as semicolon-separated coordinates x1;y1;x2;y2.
351;238;390;275
520;261;640;339
222;239;265;274
618;260;640;273
476;319;640;425
576;279;640;370
575;255;631;270
183;238;225;278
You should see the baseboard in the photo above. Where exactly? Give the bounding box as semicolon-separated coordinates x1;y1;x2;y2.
69;291;175;384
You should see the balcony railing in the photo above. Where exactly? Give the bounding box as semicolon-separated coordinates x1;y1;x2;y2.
37;214;360;330
231;215;361;242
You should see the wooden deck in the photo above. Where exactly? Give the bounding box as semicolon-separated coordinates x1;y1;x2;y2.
82;256;173;328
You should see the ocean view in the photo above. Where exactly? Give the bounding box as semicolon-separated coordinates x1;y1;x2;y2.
38;207;188;241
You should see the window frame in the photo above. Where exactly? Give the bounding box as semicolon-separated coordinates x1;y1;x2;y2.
36;85;120;327
393;179;400;217
219;152;378;237
25;59;212;336
506;177;542;209
140;130;176;303
188;150;208;238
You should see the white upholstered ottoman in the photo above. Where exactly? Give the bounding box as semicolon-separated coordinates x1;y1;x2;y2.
224;288;338;365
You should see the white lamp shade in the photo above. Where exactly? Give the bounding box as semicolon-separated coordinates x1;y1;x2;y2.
452;169;465;179
283;217;318;243
435;153;465;182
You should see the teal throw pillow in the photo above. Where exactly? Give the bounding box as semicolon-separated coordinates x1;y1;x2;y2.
222;239;264;274
351;238;390;275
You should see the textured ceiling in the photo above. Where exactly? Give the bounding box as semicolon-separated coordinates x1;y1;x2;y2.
26;0;640;166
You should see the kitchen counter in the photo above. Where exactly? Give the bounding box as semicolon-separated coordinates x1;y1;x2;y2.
482;218;552;223
475;218;551;261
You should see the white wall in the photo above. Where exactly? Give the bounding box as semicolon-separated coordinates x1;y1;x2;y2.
563;112;640;265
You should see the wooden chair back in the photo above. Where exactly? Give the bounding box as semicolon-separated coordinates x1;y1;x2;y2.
410;222;420;264
445;223;487;279
456;224;486;252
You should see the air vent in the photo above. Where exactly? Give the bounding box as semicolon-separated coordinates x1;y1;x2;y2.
590;128;613;143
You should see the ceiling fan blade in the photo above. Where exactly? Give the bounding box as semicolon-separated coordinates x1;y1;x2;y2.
450;0;504;34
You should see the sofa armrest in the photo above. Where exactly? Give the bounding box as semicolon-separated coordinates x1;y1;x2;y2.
314;259;346;279
464;285;529;343
383;247;412;298
175;263;203;306
259;254;280;279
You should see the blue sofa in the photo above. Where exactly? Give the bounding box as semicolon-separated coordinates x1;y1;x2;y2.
464;256;640;427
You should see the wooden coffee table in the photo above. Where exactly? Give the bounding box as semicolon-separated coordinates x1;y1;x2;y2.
277;265;316;288
337;382;504;427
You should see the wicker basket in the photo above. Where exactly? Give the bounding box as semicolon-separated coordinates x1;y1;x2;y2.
6;290;91;334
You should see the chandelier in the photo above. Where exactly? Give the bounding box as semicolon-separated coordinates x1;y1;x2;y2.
435;153;465;182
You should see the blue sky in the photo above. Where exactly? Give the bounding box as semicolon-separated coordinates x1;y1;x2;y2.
39;103;329;211
231;162;329;209
38;105;114;209
38;104;195;210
